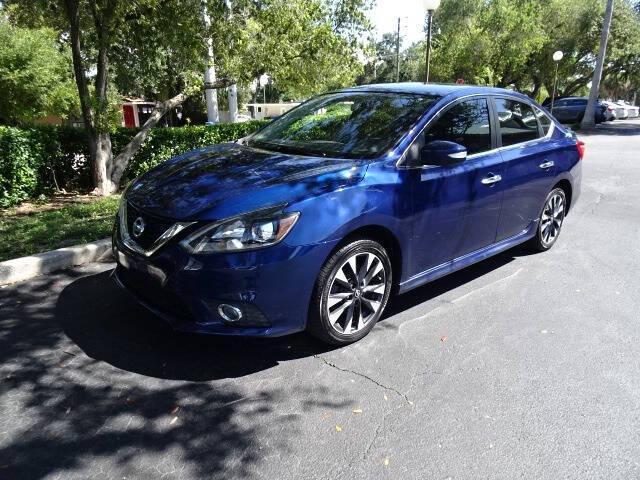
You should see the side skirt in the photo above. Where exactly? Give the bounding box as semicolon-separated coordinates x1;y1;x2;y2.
398;221;537;294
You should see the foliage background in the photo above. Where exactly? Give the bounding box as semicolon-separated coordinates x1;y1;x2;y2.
0;122;267;208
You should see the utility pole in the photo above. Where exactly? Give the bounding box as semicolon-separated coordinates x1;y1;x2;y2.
201;1;219;124
581;0;614;129
395;17;401;82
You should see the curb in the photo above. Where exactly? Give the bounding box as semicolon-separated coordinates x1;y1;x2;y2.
0;238;113;286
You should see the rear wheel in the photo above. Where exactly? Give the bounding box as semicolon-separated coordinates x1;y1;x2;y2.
529;187;567;252
308;239;392;345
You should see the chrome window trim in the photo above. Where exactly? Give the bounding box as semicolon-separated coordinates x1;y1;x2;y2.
396;93;555;170
119;201;195;257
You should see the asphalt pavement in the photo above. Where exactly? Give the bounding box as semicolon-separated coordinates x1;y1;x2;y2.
1;120;639;480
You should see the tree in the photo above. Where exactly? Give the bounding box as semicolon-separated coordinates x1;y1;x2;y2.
242;0;371;98
6;0;371;195
358;33;401;84
0;18;78;124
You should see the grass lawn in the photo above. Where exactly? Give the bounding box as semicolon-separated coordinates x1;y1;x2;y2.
0;195;120;262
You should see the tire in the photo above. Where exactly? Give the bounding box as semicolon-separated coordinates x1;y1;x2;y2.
307;239;392;345
529;187;567;252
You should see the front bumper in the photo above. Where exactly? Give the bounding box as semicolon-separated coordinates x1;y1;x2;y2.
112;226;339;337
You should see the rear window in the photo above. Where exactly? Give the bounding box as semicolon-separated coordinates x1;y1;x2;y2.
495;98;541;147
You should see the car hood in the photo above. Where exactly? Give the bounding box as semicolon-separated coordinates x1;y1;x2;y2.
126;143;368;220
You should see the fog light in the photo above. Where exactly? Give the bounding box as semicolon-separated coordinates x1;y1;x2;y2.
218;304;243;322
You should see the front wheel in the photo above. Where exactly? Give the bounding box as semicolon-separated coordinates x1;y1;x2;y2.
529;187;567;252
308;239;392;345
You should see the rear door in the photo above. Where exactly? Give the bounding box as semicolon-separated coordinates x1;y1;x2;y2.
493;97;558;241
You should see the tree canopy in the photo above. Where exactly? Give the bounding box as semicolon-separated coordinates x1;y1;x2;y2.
0;18;78;124
2;0;372;193
361;0;640;101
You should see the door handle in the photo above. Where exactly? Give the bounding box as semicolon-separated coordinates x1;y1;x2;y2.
481;174;502;185
539;160;554;169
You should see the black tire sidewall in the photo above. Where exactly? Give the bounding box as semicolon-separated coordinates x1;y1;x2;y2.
308;240;392;345
534;187;566;251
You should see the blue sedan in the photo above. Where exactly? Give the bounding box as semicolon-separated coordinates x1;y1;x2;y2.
113;83;583;345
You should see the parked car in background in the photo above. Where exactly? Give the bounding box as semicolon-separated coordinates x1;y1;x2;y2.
601;101;618;121
620;101;639;119
612;101;629;120
548;97;606;124
113;83;583;345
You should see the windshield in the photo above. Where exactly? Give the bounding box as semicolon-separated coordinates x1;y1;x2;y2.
247;92;441;159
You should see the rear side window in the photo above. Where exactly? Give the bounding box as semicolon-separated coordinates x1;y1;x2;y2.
425;98;492;155
534;107;553;136
569;99;587;106
495;98;540;147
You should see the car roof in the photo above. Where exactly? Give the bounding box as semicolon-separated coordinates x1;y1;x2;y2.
338;82;523;99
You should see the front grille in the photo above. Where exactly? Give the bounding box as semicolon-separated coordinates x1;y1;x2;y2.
126;203;175;251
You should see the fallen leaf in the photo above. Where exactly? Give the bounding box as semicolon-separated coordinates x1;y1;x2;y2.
383;394;388;401
440;336;448;342
170;416;179;425
383;458;390;466
335;425;342;432
352;408;363;414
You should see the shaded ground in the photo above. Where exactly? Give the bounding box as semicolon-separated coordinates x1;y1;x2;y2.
0;194;119;261
1;120;639;479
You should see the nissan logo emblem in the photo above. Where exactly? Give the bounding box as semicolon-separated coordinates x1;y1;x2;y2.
132;217;146;238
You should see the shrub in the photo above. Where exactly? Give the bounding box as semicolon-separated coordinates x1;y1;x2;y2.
0;121;267;208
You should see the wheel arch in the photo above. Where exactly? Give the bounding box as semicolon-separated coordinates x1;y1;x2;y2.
332;224;403;291
553;179;573;214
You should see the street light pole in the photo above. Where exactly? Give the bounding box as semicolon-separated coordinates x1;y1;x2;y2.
425;10;433;83
421;0;440;83
550;50;563;114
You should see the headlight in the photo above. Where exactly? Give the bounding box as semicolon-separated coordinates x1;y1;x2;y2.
180;207;300;254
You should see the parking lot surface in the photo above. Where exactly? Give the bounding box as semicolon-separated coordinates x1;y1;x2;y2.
1;120;639;479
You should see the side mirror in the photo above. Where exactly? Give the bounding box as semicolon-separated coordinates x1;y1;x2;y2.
419;140;467;167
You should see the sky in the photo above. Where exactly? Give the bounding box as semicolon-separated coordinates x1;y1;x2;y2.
367;0;429;46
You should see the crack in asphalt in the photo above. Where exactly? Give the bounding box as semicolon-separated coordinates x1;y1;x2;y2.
313;354;412;404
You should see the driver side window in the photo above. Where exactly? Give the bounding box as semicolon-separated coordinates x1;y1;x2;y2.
424;98;492;156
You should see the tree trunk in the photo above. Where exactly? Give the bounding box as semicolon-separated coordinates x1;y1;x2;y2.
581;0;615;129
89;131;117;195
110;92;188;188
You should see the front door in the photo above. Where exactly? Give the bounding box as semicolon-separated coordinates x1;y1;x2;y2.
408;97;504;276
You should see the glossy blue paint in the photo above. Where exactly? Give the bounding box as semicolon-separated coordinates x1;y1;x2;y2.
113;83;582;337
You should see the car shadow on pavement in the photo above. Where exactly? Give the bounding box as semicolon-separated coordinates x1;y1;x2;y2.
55;246;527;383
0;268;345;479
0;245;525;479
579;120;640;137
56;269;335;382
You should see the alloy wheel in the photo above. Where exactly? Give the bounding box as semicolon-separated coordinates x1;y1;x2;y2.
540;192;565;246
326;251;388;335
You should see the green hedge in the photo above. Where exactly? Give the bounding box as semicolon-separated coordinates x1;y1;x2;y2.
0;121;266;208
